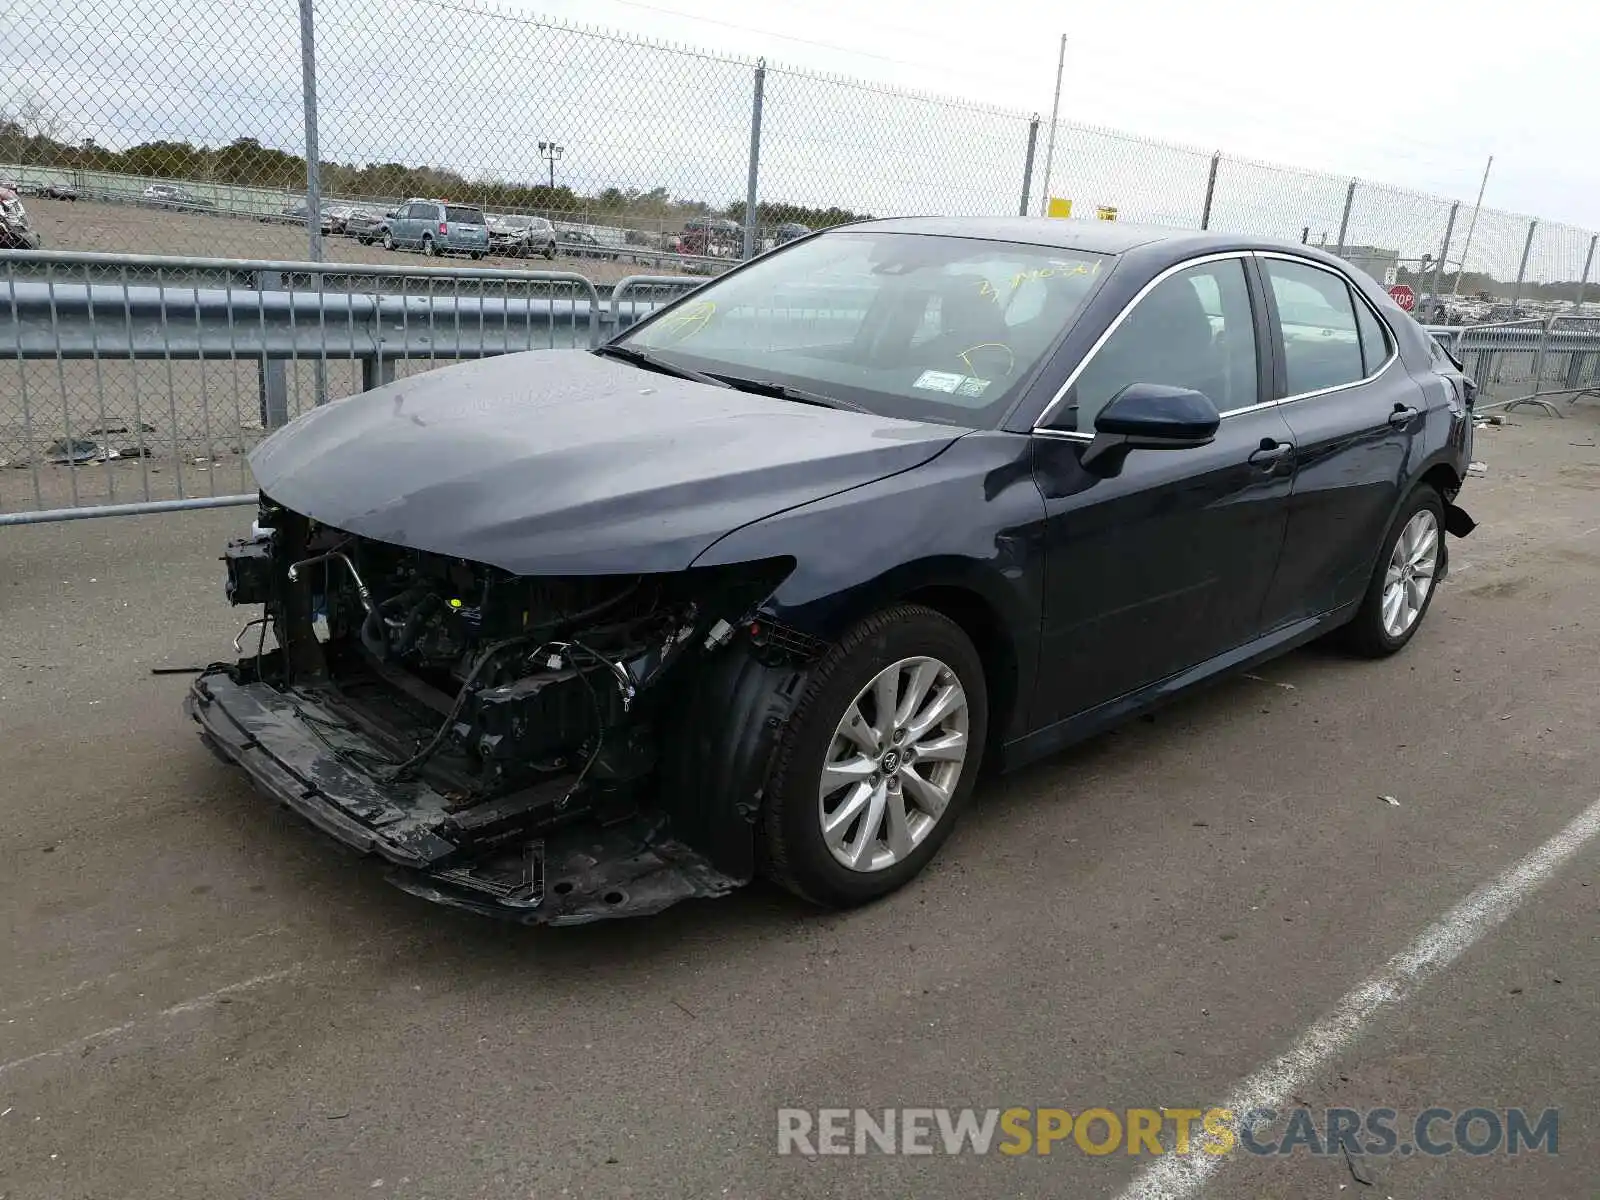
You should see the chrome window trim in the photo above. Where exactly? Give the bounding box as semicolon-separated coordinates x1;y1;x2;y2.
1255;251;1400;403
1032;251;1255;433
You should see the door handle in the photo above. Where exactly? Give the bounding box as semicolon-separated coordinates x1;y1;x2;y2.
1247;440;1294;468
1388;405;1421;428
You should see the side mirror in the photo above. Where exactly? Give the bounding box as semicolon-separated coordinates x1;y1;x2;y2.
1081;383;1220;473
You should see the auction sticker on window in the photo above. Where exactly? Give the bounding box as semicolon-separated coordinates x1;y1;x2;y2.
913;370;966;393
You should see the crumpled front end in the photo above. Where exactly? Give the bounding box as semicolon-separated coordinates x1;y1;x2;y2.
188;496;817;924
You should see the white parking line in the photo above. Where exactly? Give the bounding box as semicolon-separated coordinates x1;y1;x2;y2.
1118;794;1600;1200
0;965;303;1078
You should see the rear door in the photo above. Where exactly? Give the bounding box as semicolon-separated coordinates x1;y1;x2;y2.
1255;253;1426;628
1029;253;1298;726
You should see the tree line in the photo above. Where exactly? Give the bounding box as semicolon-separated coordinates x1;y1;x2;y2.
0;116;869;232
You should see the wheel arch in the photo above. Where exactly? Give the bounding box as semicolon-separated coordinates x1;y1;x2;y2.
756;553;1034;756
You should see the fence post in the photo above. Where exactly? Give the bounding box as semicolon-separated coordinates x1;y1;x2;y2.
1334;179;1357;256
1019;116;1040;217
1512;219;1537;306
255;270;289;430
1199;151;1220;230
1039;34;1066;213
1574;234;1596;310
743;58;765;261
1430;201;1458;307
296;0;323;264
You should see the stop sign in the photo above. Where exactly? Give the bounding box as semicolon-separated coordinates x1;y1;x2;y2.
1387;283;1416;312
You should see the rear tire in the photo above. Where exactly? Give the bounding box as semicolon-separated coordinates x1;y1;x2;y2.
760;604;987;908
423;237;439;257
544;241;557;260
1340;484;1446;658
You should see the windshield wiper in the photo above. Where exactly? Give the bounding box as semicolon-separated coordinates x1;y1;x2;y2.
708;374;871;413
593;343;730;388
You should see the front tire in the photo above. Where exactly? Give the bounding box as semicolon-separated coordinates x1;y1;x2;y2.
761;604;987;908
382;232;396;251
1341;485;1445;657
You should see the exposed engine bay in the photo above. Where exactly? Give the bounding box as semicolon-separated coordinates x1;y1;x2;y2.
188;496;818;923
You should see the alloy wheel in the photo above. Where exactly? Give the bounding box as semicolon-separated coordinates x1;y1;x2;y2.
1382;508;1440;638
818;656;969;873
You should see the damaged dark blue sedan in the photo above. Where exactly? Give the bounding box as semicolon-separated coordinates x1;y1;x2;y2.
188;217;1477;924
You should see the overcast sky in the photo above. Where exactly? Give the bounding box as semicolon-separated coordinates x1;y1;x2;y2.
531;0;1595;224
6;0;1598;279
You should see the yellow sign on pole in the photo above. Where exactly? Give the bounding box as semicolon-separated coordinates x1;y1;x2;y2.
1096;205;1119;221
1045;197;1073;219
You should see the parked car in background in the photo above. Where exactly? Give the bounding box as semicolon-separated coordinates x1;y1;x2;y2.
555;225;617;260
773;222;811;246
279;200;333;234
343;208;388;244
141;183;215;211
674;217;742;258
187;217;1478;925
324;205;363;235
487;214;557;259
15;180;78;201
0;188;41;249
383;199;490;258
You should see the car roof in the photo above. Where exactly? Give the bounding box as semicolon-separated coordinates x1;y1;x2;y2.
844;215;1329;259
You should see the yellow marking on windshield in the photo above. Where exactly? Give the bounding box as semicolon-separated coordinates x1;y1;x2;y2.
657;299;716;341
959;342;1016;377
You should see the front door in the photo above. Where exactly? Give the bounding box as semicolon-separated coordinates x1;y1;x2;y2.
1029;253;1297;727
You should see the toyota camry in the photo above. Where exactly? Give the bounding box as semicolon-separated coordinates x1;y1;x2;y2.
187;216;1477;924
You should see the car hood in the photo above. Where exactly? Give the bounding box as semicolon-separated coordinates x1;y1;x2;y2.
249;350;964;575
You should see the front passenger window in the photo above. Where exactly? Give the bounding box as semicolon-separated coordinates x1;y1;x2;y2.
1062;258;1258;433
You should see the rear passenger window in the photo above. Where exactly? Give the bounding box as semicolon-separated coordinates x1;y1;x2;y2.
1265;259;1365;395
1354;296;1392;375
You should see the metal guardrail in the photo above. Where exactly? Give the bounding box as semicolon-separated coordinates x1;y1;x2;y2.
609;274;705;334
1423;317;1600;415
3;250;1593;527
2;251;609;524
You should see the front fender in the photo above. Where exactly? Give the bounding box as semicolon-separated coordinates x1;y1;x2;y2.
691;431;1048;735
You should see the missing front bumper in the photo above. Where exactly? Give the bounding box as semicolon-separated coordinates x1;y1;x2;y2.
187;670;741;924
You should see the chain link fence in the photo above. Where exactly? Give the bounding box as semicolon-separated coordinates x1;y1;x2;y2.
6;0;1599;294
6;0;1600;523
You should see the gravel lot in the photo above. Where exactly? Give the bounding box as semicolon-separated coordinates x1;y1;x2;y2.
3;404;1598;1197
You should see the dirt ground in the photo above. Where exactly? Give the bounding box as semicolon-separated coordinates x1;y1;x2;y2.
2;404;1599;1198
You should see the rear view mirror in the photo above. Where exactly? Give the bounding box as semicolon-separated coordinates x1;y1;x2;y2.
1081;383;1220;473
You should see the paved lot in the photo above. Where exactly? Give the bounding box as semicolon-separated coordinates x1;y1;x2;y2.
3;404;1599;1198
21;197;691;283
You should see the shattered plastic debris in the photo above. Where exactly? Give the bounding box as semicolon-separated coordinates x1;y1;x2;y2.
45;437;118;464
1466;460;1488;476
1379;795;1401;807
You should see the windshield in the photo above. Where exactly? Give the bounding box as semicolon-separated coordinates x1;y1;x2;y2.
616;231;1108;426
495;215;533;229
